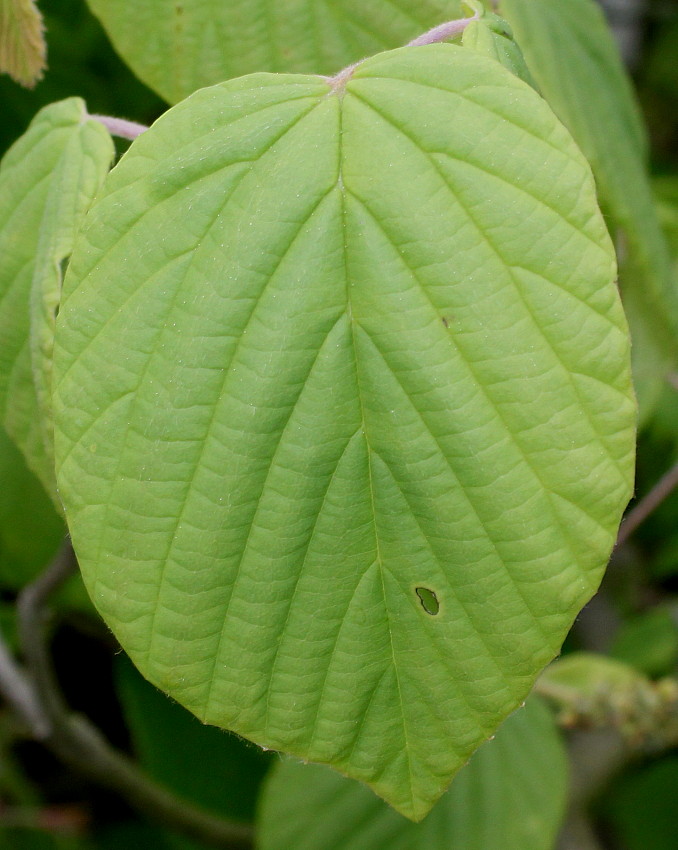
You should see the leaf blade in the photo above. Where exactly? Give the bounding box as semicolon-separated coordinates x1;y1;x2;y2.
500;0;678;422
53;47;635;819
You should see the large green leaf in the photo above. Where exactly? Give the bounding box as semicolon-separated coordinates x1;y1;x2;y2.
499;0;678;423
0;97;113;503
257;697;567;850
53;45;635;819
84;0;462;104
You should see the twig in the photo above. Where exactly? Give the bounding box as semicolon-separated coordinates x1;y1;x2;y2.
0;626;48;738
17;541;77;725
0;540;254;850
89;114;149;140
617;460;678;546
407;10;481;46
327;7;481;88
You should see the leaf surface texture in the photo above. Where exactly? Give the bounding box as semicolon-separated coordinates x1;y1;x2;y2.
257;698;567;850
53;47;635;818
500;0;678;422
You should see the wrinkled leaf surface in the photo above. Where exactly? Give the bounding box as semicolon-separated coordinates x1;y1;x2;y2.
500;0;678;422
53;46;635;818
257;698;567;850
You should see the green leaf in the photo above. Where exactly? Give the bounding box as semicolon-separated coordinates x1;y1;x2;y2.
655;176;678;264
0;0;46;88
499;0;678;424
0;98;114;504
460;2;535;87
0;424;92;612
610;608;678;679
53;46;635;819
84;0;463;104
257;697;567;850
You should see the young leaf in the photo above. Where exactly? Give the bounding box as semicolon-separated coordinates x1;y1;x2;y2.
84;0;462;104
257;698;567;850
499;0;678;423
53;46;635;820
0;0;46;87
460;1;536;87
0;98;114;504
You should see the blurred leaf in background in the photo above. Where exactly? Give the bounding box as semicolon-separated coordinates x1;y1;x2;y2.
0;424;62;590
0;0;164;156
601;755;678;850
610;606;678;677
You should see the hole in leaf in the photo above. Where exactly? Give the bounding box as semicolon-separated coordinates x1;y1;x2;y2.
415;587;439;616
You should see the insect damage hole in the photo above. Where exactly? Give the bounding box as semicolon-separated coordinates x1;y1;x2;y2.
415;587;439;616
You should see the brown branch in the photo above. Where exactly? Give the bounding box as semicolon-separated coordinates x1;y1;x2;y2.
617;460;678;546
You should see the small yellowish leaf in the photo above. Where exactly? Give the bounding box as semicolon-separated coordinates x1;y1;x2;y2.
0;0;47;88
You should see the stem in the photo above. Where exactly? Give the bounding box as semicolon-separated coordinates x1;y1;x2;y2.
327;8;481;88
617;460;678;546
0;540;254;850
407;11;481;47
89;114;149;140
17;541;77;724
